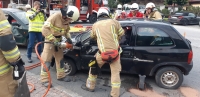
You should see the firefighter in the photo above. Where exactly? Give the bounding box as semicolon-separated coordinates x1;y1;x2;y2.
127;3;143;18
26;1;46;63
81;8;125;97
0;9;26;97
40;5;79;87
113;4;123;19
145;2;162;20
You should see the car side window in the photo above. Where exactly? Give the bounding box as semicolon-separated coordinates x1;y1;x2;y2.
136;27;174;46
119;26;132;46
188;13;195;17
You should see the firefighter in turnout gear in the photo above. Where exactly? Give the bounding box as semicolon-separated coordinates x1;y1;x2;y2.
81;8;125;97
0;9;27;97
145;2;162;20
40;5;80;87
26;1;46;63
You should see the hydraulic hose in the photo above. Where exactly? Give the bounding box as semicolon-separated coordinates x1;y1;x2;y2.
25;41;53;97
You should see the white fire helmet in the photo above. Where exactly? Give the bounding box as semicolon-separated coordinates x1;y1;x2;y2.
117;4;122;9
145;2;155;9
25;4;31;9
97;7;110;18
60;5;80;22
131;3;139;10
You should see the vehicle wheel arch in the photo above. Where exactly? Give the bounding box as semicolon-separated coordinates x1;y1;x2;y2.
149;63;186;76
64;55;81;70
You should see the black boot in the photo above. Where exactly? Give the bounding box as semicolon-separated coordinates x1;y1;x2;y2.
81;84;95;92
41;82;53;88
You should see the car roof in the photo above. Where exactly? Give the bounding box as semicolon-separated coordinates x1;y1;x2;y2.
1;8;24;13
119;20;170;26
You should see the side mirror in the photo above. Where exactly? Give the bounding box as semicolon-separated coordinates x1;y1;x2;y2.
12;22;20;27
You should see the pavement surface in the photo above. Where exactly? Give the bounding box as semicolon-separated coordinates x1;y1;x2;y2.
19;24;200;97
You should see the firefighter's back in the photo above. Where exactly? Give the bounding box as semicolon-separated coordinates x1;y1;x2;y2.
93;19;120;51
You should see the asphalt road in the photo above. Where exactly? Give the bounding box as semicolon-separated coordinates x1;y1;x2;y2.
19;24;200;97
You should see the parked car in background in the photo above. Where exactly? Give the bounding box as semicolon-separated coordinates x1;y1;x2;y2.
168;12;200;25
60;21;193;89
2;8;29;46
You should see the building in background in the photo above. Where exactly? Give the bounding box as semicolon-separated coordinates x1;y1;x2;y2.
189;0;200;7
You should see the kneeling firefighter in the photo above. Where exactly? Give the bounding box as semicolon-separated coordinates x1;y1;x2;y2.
40;5;79;87
81;8;125;97
0;9;29;97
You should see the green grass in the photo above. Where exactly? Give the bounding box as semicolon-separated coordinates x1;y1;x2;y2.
163;18;168;21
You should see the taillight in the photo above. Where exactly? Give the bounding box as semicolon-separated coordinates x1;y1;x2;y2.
178;16;183;19
188;50;193;64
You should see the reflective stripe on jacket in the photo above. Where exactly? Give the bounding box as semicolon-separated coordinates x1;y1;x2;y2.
91;19;124;53
0;64;11;75
0;20;11;31
42;12;70;42
26;8;45;32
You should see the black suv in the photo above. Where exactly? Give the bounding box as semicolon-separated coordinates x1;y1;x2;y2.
61;21;193;89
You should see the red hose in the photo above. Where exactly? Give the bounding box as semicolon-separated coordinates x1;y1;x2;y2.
25;42;52;97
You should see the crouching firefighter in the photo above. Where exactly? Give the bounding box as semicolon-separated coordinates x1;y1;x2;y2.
81;8;125;97
40;5;80;87
0;9;30;97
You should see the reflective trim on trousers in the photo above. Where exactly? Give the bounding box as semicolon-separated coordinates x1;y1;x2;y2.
111;83;121;88
88;74;97;81
0;64;11;75
2;46;20;60
0;20;11;31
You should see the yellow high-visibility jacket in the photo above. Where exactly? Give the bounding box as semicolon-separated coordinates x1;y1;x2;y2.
26;8;45;32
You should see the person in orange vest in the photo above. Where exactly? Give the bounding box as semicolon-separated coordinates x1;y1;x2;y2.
81;7;125;97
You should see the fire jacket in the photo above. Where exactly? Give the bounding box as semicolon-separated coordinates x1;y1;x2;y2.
91;19;125;53
42;12;70;42
148;10;162;20
0;9;21;76
26;8;45;32
127;11;144;18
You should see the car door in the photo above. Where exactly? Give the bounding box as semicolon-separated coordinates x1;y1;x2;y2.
132;26;175;75
119;25;136;73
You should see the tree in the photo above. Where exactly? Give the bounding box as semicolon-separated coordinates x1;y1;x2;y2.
118;0;131;5
164;0;188;13
108;0;117;8
187;6;200;16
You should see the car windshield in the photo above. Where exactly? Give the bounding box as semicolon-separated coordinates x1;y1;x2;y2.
13;11;29;24
80;31;90;42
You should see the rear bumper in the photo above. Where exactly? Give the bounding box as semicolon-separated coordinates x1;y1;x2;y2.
184;61;193;75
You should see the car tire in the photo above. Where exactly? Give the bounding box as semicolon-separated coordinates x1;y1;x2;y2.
182;19;189;26
155;67;183;89
63;59;77;76
89;14;97;23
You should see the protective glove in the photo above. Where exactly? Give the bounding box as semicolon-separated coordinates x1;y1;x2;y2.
66;38;73;49
53;41;61;46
